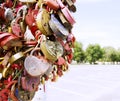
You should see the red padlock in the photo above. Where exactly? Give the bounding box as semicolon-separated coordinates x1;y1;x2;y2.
25;7;41;39
21;75;40;92
0;7;5;20
44;0;60;11
5;0;13;8
67;52;73;63
57;0;76;25
11;17;24;37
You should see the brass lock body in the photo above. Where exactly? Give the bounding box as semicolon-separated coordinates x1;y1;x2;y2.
40;40;63;62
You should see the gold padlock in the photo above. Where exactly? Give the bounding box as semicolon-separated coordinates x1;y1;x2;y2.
36;7;52;36
40;40;63;62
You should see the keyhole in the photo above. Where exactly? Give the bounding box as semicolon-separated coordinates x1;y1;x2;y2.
32;83;34;89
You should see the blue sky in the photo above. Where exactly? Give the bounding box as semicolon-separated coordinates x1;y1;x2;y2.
73;0;120;49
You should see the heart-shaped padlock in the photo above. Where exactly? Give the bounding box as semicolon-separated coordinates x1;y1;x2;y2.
24;48;51;77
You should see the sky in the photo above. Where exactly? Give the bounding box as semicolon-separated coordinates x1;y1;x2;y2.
72;0;120;49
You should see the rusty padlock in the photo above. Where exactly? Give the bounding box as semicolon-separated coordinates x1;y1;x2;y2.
11;17;24;38
24;48;51;77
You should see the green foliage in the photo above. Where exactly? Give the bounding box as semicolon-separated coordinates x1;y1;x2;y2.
85;44;104;64
103;47;117;62
73;41;85;63
73;41;120;64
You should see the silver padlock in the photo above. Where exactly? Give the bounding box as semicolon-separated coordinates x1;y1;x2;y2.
4;8;14;21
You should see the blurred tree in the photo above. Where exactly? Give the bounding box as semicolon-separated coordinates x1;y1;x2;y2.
103;47;117;63
73;41;85;63
85;44;104;64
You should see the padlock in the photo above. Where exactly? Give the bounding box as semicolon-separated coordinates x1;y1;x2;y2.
67;33;75;47
16;5;28;19
67;33;75;42
25;4;41;38
49;14;69;39
57;0;75;25
0;7;5;20
16;5;28;33
17;89;35;101
64;0;76;12
5;0;13;8
57;10;72;30
43;0;59;11
40;39;63;62
25;8;36;27
4;8;14;22
11;17;24;37
66;52;73;63
21;74;40;92
36;5;52;36
57;56;66;66
24;48;51;77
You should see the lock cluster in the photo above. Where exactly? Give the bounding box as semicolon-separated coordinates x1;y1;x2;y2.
0;0;76;100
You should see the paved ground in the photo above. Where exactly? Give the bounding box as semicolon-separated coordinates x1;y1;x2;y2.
32;65;120;101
